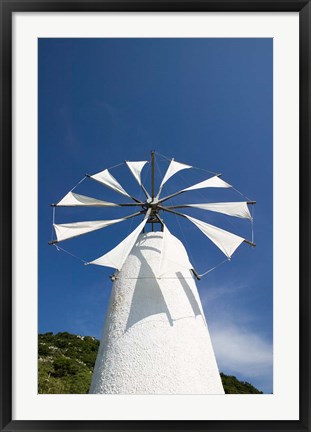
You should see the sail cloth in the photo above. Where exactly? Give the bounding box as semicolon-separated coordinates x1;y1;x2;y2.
53;217;128;243
125;161;148;186
158;225;193;277
158;159;192;196
89;210;151;270
182;175;231;192
185;215;245;258
159;175;232;203
186;202;252;220
90;169;131;198
56;192;120;207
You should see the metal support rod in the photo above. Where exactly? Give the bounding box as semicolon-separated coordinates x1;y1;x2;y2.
164;205;191;209
140;183;151;200
154;213;165;231
165;201;257;210
243;239;257;247
116;203;146;207
48;210;145;245
151;150;155;200
158;190;185;204
130;196;144;204
158;173;223;204
191;268;201;280
52;202;145;208
85;174;143;204
158;205;187;219
159;205;256;247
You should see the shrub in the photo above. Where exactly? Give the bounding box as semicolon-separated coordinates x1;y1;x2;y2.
52;357;79;377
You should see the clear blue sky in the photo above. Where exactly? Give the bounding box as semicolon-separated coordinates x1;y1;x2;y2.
38;38;273;393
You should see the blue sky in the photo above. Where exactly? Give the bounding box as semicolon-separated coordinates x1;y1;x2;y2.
38;38;273;393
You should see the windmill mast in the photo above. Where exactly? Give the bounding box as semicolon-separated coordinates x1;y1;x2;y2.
151;150;155;231
148;150;162;232
151;150;155;200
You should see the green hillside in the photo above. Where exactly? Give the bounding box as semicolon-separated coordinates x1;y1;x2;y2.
38;332;262;394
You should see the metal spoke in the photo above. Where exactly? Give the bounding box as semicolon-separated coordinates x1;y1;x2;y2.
48;210;144;245
159;205;256;247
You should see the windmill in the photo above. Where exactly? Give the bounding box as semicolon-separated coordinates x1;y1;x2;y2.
49;151;256;394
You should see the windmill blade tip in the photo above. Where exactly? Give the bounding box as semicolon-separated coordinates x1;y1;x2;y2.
191;268;201;280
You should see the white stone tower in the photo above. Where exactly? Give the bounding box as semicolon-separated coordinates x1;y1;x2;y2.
89;231;224;394
50;151;255;395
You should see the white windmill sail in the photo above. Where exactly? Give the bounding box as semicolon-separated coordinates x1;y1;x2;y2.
185;215;245;258
56;191;120;207
53;217;127;243
159;175;232;203
90;169;131;198
89;210;151;270
158;225;193;277
186;202;252;219
157;159;192;196
182;175;231;192
125;161;148;186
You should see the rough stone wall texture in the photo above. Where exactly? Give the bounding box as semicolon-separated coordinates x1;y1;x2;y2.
90;232;224;394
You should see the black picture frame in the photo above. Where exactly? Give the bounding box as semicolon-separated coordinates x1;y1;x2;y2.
1;1;310;431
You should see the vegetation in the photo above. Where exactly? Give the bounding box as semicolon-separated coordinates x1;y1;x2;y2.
38;332;99;394
220;372;263;394
38;332;262;394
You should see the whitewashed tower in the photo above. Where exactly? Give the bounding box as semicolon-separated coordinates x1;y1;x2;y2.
50;151;255;394
89;231;224;394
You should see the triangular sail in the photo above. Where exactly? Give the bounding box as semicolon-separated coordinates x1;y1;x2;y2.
182;176;231;192
159;175;232;204
56;191;120;207
186;202;252;219
158;225;193;277
125;161;148;186
90;169;131;198
89;210;151;270
157;159;192;196
185;215;245;258
53;217;128;243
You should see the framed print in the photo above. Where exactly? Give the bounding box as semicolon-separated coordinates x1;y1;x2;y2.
1;1;310;431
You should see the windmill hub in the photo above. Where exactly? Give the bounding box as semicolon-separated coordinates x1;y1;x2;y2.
144;198;161;226
146;197;159;207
